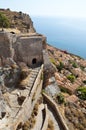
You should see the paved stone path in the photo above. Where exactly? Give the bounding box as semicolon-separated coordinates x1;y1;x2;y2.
27;67;41;94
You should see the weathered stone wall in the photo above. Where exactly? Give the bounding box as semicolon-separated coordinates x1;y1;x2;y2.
31;104;44;130
0;32;46;68
41;104;49;130
30;104;48;130
0;32;16;59
43;49;56;88
14;36;43;67
43;93;69;130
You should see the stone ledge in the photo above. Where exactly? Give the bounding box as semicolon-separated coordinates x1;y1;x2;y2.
41;104;49;130
42;92;69;130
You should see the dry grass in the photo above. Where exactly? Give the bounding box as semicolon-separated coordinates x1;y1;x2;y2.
47;119;54;130
20;68;30;80
19;68;31;89
23;102;39;130
19;76;29;89
65;103;86;130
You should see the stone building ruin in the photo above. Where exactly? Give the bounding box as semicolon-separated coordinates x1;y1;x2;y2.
0;31;46;68
0;30;62;130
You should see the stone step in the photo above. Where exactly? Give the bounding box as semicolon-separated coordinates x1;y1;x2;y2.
32;68;40;72
28;83;33;88
34;67;40;70
26;86;31;90
25;67;41;92
29;77;34;81
28;81;34;85
32;73;38;76
30;74;37;78
31;72;38;75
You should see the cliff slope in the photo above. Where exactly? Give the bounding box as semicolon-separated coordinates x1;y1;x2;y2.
45;44;86;130
0;9;86;130
0;8;36;33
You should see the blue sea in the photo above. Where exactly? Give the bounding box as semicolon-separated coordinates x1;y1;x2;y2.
31;16;86;59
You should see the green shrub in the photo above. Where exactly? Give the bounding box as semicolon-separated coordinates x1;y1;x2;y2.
56;93;64;104
0;12;10;28
67;74;75;83
72;62;78;68
80;65;85;71
83;80;86;84
57;61;64;72
60;86;68;93
77;87;86;100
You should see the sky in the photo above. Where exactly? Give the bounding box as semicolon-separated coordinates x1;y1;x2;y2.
1;0;86;18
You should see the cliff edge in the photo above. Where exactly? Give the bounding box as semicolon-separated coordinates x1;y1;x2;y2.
0;9;86;130
0;8;36;33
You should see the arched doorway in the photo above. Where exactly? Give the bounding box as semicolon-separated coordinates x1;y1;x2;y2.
32;58;37;65
10;31;15;34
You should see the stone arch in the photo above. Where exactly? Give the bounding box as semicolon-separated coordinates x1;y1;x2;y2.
10;31;15;34
32;58;37;65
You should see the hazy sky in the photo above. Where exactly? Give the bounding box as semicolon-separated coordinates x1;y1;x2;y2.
1;0;86;17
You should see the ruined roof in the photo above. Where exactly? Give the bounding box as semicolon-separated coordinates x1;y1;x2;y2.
66;95;79;103
0;31;46;40
18;33;46;40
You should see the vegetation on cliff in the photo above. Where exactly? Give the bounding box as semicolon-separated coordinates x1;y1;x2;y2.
0;12;10;28
45;44;86;130
77;86;86;100
0;8;36;33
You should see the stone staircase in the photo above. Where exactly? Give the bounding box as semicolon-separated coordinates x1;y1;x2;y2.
0;66;42;130
27;67;41;95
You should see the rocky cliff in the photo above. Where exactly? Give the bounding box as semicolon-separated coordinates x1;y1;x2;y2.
0;9;86;130
45;44;86;130
0;8;36;33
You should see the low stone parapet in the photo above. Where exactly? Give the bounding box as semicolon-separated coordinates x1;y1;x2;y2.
31;104;44;130
41;104;49;130
43;92;69;130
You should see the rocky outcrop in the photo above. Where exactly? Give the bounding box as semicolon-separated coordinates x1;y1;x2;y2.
0;9;36;33
45;44;86;130
0;32;16;63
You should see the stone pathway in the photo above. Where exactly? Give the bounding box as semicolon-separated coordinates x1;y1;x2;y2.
27;67;41;94
47;107;60;130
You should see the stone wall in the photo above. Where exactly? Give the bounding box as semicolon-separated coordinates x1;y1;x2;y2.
43;49;56;88
14;35;43;68
43;93;69;130
0;32;16;59
0;32;46;68
31;104;44;130
41;104;49;130
30;104;49;130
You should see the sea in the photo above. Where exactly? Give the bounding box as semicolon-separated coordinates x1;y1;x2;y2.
31;16;86;59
